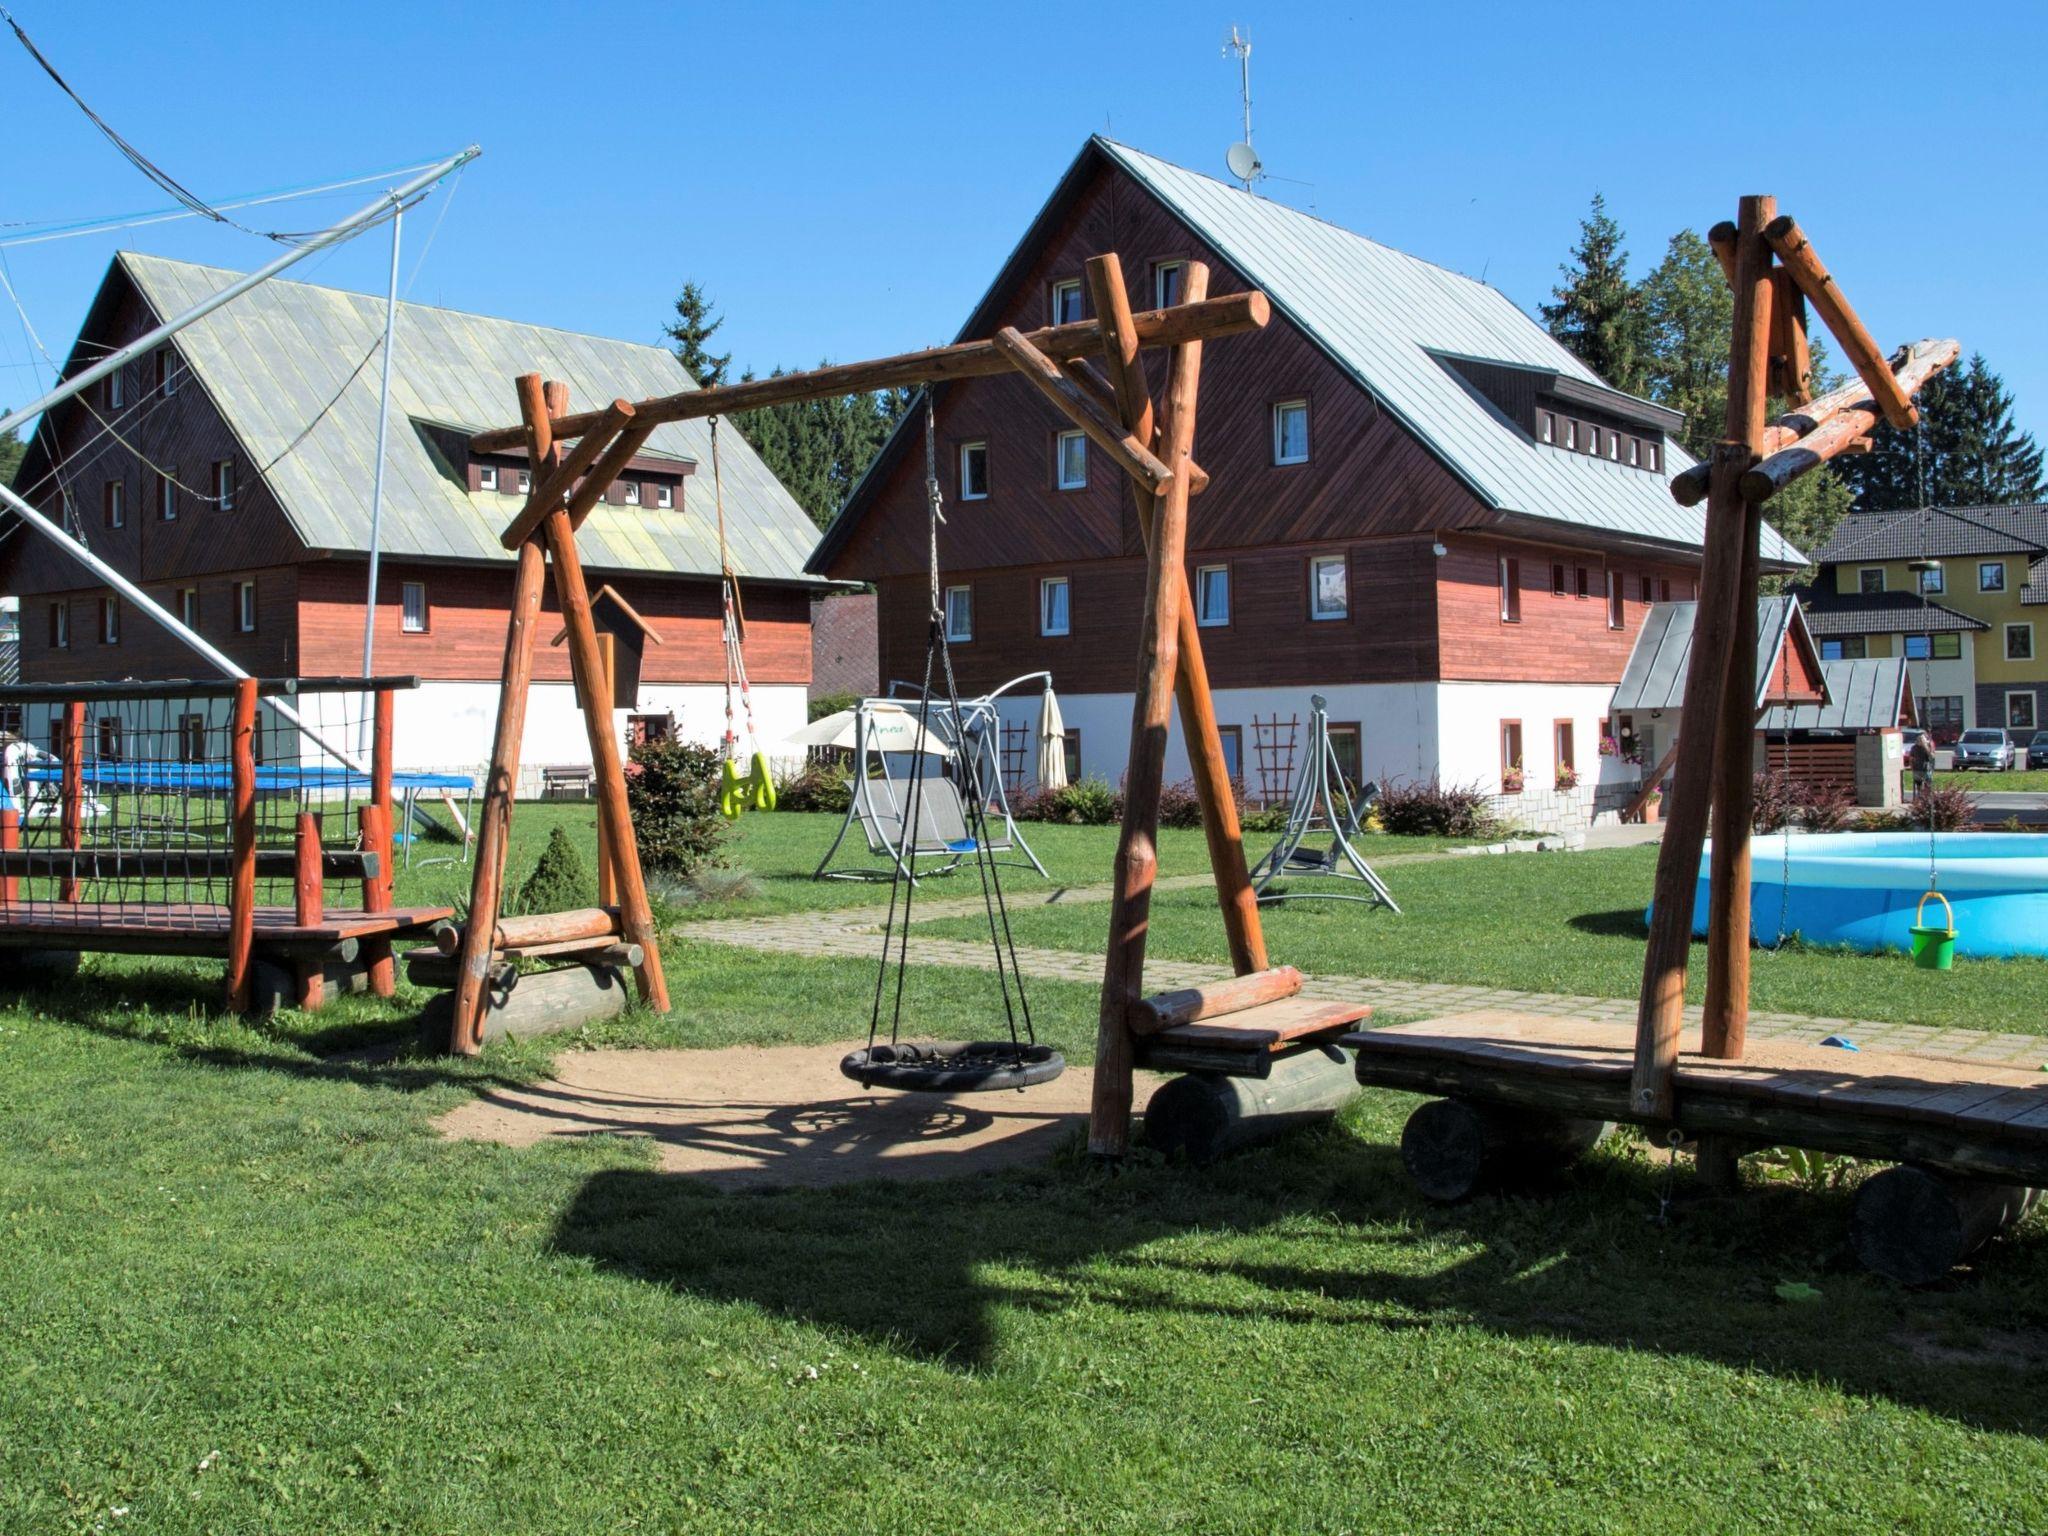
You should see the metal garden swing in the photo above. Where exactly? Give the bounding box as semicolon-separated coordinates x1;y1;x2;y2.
840;395;1064;1093
708;416;776;819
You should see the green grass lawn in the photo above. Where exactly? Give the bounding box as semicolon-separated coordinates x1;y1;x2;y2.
5;811;2048;1530
921;844;2048;1038
1939;768;2048;793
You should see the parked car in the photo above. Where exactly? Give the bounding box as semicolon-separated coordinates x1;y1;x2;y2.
1952;727;2016;771
2027;731;2048;770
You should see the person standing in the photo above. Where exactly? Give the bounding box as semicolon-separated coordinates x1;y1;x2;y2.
1908;731;1936;797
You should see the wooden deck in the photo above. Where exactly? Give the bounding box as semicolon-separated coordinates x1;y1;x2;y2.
0;900;454;957
1344;1010;2048;1186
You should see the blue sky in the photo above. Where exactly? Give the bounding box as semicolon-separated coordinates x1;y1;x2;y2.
4;1;2044;446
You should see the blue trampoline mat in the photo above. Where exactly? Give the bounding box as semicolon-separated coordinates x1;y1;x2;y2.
21;763;474;793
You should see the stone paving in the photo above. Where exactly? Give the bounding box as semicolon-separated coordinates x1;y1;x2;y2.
689;853;2048;1071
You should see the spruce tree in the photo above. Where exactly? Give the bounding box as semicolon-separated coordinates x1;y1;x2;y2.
0;417;21;487
1541;194;1647;394
663;282;731;389
1832;353;2045;512
734;368;909;530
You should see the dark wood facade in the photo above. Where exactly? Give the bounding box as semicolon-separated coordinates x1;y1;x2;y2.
821;151;1700;698
2;264;810;693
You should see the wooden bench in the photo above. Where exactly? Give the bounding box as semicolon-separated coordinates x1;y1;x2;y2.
1131;965;1370;1079
539;764;595;800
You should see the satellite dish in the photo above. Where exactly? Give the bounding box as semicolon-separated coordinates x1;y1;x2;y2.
1225;142;1262;183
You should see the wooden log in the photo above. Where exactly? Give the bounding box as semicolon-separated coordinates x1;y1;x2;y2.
549;419;659;541
434;905;620;956
1090;264;1211;1159
422;958;635;1044
466;289;1272;452
1849;1165;2041;1286
1740;338;1962;503
497;398;633;550
59;700;83;903
1085;253;1267;979
407;941;641;990
1631;195;1775;1123
1140;1046;1358;1165
1707;221;1738;286
249;954;370;1018
407;948;513;993
502;936;641;963
1622;739;1681;823
542;505;668;1012
1764;215;1916;432
452;375;559;1054
1400;1097;1613;1203
989;325;1176;498
596;631;617;909
359;804;393;998
1132;966;1304;1033
1058;358;1211;494
293;811;324;1012
225;677;258;1013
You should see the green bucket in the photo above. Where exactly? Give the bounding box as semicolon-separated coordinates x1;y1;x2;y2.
1909;889;1956;971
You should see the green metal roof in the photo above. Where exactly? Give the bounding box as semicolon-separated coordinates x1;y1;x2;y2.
121;253;828;585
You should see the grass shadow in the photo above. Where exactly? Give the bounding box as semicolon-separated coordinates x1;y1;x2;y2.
1568;907;1650;940
549;1119;2048;1434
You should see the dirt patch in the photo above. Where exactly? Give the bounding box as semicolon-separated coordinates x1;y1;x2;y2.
435;1043;1159;1190
1895;1327;2048;1371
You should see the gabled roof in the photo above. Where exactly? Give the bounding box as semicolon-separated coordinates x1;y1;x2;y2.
78;254;827;585
810;136;1802;576
1792;585;1989;635
1814;503;2048;564
1612;597;1826;713
1759;657;1912;733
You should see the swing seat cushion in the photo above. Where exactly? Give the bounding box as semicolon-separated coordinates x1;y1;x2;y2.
841;1041;1065;1093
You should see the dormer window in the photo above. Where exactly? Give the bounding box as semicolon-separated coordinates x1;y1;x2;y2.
478;465;499;492
1539;411;1556;445
517;469;532;495
1154;261;1185;308
622;481;641;506
1565;421;1579;451
656;483;674;509
1050;279;1083;326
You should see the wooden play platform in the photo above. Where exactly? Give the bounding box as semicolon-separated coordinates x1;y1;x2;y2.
0;899;450;958
1347;1012;2048;1188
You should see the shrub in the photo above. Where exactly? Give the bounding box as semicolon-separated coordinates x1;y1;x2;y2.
1751;770;1797;833
777;761;853;814
513;824;591;916
1021;777;1121;825
626;737;728;875
1910;782;1977;832
808;690;860;724
1798;779;1857;833
1156;778;1205;829
1856;807;1911;832
1239;800;1290;834
1374;777;1497;839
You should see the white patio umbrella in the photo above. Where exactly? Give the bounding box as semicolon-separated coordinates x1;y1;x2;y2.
780;701;953;757
1036;687;1069;791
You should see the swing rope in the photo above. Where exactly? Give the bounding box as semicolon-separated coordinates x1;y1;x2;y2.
709;416;772;816
849;392;1056;1094
1911;398;1943;906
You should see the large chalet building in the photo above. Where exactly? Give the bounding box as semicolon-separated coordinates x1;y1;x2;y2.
809;138;1801;825
2;254;829;786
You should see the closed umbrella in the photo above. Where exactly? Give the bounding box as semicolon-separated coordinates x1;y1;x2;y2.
780;702;952;757
1036;688;1068;791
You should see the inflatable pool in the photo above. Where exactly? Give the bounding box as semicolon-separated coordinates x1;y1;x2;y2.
1687;831;2048;960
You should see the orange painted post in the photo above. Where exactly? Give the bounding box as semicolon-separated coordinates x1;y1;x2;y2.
596;631;617;909
226;678;258;1013
364;684;396;995
1;807;18;904
59;700;84;903
293;810;324;1011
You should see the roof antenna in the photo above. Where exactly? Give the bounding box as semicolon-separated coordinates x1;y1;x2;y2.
1222;26;1262;193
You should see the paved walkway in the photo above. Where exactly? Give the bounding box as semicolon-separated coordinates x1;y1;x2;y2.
689;851;2048;1071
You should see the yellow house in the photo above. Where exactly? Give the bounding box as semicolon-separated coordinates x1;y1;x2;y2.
1800;504;2046;739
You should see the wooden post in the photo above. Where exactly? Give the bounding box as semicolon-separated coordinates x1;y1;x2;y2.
0;807;16;904
596;630;617;909
1701;504;1766;1061
58;700;85;903
542;505;668;1012
1083;253;1267;978
1630;196;1774;1123
450;375;566;1053
1089;263;1210;1158
1763;216;1916;431
226;677;258;1013
293;810;325;1011
362;684;396;995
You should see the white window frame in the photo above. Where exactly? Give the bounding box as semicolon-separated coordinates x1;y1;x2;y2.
101;595;119;645
959;441;989;501
517;469;532;495
107;369;126;410
944;584;973;642
655;483;673;509
1050;278;1083;326
1629;438;1642;466
1980;561;2007;593
1564;421;1579;450
2006;622;2034;662
1605;570;1624;629
1195;564;1230;628
179;587;198;628
237;580;257;634
1153;261;1185;308
157;471;176;522
1538;411;1555;445
2009;691;2039;732
105;481;124;529
1055;430;1087;491
158;346;178;396
1309;553;1348;621
1272;399;1310;465
1918;563;1945;594
478;465;499;492
1039;576;1071;637
51;601;69;650
401;580;428;634
215;459;236;511
622;481;641;506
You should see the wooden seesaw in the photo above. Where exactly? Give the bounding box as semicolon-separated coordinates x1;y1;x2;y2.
1336;200;2046;1284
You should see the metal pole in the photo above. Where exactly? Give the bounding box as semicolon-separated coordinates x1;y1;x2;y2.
360;201;403;678
0;146;478;445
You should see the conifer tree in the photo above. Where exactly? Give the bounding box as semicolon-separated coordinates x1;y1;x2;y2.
1541;194;1647;394
0;416;22;487
663;282;731;389
1833;353;2046;512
